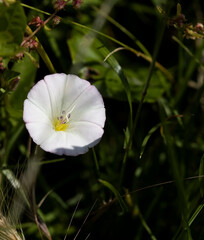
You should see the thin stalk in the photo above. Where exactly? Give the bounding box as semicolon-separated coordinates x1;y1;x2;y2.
3;124;24;166
21;3;173;81
64;196;82;240
173;36;204;68
21;10;58;47
40;158;66;165
92;148;100;178
25;26;56;73
92;6;151;56
159;102;192;239
21;3;51;15
64;20;174;82
120;14;166;184
137;206;157;240
172;38;204;107
177;32;184;87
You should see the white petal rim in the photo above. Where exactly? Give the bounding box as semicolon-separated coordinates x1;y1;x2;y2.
23;73;106;156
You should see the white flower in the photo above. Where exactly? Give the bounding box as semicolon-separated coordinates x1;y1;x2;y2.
23;73;106;156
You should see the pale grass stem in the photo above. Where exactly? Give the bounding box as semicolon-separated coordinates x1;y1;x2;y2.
73;200;97;240
0;214;23;240
103;47;126;62
64;196;82;240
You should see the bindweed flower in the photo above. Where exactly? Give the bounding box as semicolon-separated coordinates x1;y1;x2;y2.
23;73;106;156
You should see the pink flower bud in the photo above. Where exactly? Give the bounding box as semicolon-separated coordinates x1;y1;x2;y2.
0;59;4;71
8;77;20;91
28;16;44;28
53;0;70;10
23;38;38;50
52;16;61;27
72;0;82;9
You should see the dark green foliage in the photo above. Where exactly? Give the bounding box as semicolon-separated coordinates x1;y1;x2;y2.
0;2;26;58
0;0;204;239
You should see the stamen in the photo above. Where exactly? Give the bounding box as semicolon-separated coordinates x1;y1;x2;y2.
54;110;71;131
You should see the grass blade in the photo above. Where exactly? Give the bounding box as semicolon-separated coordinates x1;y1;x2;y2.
64;19;174;82
189;200;204;226
137;205;157;240
93;6;150;56
94;39;133;184
159;102;192;239
139;123;161;159
99;179;128;213
199;154;204;197
25;26;56;74
95;39;133;127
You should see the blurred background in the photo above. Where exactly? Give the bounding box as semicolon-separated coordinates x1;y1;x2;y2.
0;0;204;239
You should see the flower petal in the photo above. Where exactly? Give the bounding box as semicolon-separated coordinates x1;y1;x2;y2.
69;85;106;128
40;122;104;156
26;79;53;119
25;122;54;145
44;74;90;115
23;99;51;124
23;73;106;156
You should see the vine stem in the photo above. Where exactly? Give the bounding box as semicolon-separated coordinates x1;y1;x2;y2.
21;9;59;47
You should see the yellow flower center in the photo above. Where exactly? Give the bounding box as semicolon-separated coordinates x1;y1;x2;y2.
53;111;70;131
54;119;68;131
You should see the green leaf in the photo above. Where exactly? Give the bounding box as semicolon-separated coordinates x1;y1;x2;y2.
0;42;23;57
139;123;161;159
65;19;174;82
94;70;126;100
3;123;24;165
0;2;26;44
95;39;132;113
0;2;26;57
7;106;23;119
1;56;10;69
95;67;170;103
9;52;38;109
0;31;13;42
3;69;20;82
67;31;102;64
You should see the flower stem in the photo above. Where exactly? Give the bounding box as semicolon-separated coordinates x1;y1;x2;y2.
92;148;100;178
21;3;51;16
21;10;58;47
25;26;56;73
